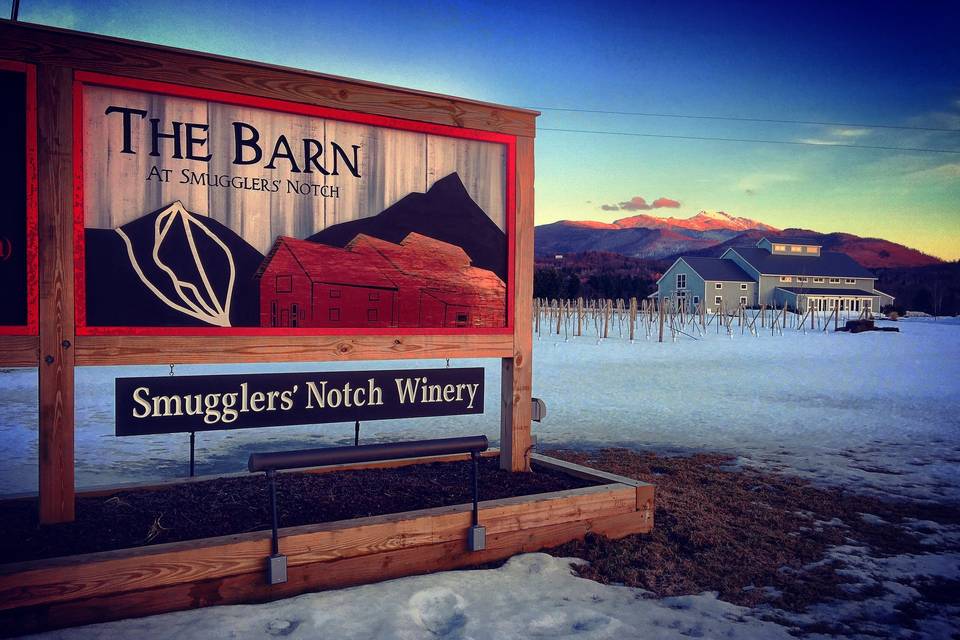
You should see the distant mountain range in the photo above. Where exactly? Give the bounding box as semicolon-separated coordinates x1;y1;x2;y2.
535;211;942;269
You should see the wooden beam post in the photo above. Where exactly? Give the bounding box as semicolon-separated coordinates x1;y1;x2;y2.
37;64;75;523
501;136;534;472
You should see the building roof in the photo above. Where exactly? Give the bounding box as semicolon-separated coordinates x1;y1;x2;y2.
775;287;878;296
759;236;822;247
349;232;473;275
727;247;875;278
680;257;754;281
260;237;399;289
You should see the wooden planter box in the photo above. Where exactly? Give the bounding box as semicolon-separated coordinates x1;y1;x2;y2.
0;453;653;636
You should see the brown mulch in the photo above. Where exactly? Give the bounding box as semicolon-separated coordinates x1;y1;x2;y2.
544;448;960;614
0;457;594;563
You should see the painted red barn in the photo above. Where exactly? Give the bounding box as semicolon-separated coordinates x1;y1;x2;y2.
255;233;506;329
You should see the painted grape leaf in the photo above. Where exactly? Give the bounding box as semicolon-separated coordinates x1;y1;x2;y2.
116;201;236;327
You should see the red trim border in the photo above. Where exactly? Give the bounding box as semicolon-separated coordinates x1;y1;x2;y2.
73;72;517;337
0;60;39;336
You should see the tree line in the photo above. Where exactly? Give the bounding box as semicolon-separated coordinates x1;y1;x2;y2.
533;252;664;301
534;252;960;316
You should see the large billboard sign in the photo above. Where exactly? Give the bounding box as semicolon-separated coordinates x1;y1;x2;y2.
0;61;37;335
75;74;515;335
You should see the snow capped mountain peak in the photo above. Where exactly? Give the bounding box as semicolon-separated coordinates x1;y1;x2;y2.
695;210;734;221
610;210;778;233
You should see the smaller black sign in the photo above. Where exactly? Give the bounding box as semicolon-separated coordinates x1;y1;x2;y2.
115;367;484;436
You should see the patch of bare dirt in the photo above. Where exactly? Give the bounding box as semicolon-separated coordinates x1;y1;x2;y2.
544;448;960;615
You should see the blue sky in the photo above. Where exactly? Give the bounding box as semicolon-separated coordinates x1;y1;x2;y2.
10;0;960;258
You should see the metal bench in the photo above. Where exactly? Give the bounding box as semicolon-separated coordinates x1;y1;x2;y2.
248;435;489;584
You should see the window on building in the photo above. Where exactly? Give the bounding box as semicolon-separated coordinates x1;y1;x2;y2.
270;301;277;327
276;275;292;293
790;245;802;252
813;277;825;283
774;244;786;251
455;312;469;327
740;283;748;290
739;296;747;305
693;296;700;304
797;277;808;283
676;273;686;289
806;246;818;254
290;303;299;328
369;292;380;301
845;278;856;284
715;295;722;305
715;282;723;289
779;276;792;283
830;278;840;284
367;309;378;323
329;308;340;321
329;288;341;298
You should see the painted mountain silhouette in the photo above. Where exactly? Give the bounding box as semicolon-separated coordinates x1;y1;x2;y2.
307;172;507;281
85;202;264;327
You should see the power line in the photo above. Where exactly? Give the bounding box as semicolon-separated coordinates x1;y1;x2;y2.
532;106;960;134
538;126;960;154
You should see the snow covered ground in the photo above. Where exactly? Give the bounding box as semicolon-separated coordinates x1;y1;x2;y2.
27;550;960;640
5;316;960;639
531;315;960;503
25;554;809;640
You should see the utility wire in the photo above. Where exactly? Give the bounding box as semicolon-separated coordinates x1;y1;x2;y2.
532;106;960;134
538;127;960;154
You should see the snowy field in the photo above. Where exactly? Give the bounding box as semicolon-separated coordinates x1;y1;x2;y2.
1;316;958;499
7;317;960;639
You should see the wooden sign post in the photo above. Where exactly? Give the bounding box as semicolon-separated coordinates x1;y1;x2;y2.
0;20;537;523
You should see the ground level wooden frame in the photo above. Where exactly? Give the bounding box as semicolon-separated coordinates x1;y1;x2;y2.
0;452;654;636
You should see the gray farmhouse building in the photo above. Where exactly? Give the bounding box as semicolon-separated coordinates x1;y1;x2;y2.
656;237;895;314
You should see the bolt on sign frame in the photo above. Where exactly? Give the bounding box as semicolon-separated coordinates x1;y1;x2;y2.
0;19;537;524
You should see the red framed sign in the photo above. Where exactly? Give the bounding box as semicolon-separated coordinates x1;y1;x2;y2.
73;72;516;336
0;60;38;336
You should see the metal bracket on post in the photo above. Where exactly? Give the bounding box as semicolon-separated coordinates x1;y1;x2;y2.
531;397;547;422
467;451;486;551
354;420;360;447
171;364;198;478
189;431;196;477
265;469;287;584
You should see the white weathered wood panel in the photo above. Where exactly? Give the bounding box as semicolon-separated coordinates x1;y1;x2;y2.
322;121;427;229
83;86;507;253
84;87;209;228
427;134;506;231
